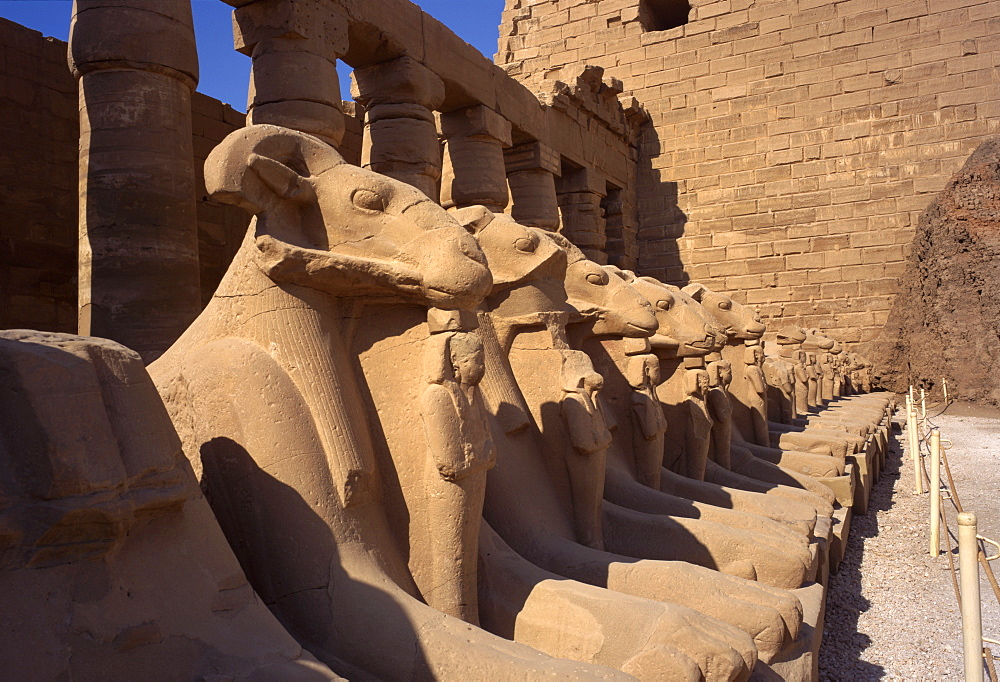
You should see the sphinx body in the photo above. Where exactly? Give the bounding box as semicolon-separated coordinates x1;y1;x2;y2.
151;125;635;680
0;331;338;681
771;327;891;435
602;275;823;535
450;216;813;666
555;260;818;582
676;284;847;506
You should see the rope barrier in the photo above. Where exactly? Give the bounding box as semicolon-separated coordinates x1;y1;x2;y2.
986;639;1000;682
906;385;999;681
982;537;1000;563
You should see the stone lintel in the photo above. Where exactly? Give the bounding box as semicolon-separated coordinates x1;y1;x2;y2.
233;0;349;62
352;56;446;111
557;166;607;197
438;106;512;147
504;141;561;176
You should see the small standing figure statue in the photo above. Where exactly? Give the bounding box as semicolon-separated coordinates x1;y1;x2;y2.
705;356;733;472
831;348;844;397
763;354;795;424
559;349;613;551
793;350;810;417
805;352;820;408
625;352;668;489
420;310;496;624
860;360;874;393
684;364;713;481
818;351;835;403
744;342;770;446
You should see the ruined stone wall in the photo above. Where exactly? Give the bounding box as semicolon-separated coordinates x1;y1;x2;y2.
0;18;78;333
498;0;1000;345
0;18;254;329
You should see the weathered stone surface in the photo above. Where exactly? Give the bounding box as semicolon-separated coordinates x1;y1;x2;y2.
69;0;199;85
440;106;512;212
232;0;349;61
150;124;627;680
0;2;904;679
354;57;446;199
508;169;561;230
0;330;339;680
71;0;202;362
873;138;1000;404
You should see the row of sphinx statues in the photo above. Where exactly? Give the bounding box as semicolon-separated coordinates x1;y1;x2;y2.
0;126;891;681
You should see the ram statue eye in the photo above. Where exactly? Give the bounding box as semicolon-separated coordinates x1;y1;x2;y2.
718;300;732;310
351;188;387;213
656;299;671;311
514;236;537;253
586;272;608;286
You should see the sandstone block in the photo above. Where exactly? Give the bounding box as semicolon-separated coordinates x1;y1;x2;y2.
233;0;349;61
353;56;446;110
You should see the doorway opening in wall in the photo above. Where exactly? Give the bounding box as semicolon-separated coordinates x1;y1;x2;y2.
639;0;691;31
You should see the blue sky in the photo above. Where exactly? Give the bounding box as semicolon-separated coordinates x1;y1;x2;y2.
0;0;506;110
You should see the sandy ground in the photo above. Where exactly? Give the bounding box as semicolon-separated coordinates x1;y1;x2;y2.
818;400;1000;681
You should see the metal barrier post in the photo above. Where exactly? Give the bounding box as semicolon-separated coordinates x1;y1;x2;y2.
960;512;985;682
930;428;941;557
944;377;950;406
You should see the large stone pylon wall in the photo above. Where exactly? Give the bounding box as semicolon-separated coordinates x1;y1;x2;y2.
498;0;1000;346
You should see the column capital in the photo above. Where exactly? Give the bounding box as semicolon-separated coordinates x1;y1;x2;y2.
69;0;199;88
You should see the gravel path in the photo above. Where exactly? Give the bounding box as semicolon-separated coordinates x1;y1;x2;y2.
818;402;1000;681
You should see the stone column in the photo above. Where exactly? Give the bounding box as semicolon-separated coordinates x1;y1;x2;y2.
70;0;201;361
504;141;561;231
557;167;608;264
439;106;512;213
228;0;349;147
352;57;445;200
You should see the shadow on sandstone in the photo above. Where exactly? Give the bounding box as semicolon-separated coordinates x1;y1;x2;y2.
635;121;690;285
199;437;430;679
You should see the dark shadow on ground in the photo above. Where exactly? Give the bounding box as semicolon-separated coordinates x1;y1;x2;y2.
817;431;902;680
